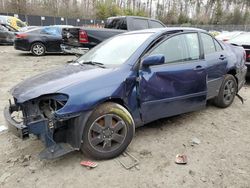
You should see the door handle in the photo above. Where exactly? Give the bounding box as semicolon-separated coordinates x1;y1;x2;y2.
219;55;226;60
194;65;203;70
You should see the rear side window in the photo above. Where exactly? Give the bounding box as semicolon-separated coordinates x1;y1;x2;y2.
41;27;60;35
201;33;216;55
149;20;164;28
133;19;148;30
149;33;200;64
214;39;223;51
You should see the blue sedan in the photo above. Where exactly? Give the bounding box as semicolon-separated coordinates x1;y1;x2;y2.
4;28;247;159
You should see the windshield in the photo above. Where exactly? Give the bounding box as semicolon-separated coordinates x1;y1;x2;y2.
78;33;153;65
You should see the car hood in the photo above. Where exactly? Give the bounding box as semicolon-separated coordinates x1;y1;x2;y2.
11;64;113;103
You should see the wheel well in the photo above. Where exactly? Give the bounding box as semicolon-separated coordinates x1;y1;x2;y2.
227;69;238;84
104;98;127;109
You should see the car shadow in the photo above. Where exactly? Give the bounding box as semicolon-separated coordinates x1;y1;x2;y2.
0;43;13;46
17;52;75;57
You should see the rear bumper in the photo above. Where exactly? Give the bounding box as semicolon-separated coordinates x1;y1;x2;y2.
61;44;89;55
14;39;30;51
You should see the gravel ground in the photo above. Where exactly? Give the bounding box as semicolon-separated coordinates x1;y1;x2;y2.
0;46;249;188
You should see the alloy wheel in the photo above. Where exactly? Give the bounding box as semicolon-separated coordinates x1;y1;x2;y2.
223;79;236;104
88;114;127;153
32;44;45;55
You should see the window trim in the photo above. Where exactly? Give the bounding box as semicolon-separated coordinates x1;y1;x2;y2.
213;38;224;51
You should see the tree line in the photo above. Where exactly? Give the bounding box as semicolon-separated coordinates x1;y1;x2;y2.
0;0;249;25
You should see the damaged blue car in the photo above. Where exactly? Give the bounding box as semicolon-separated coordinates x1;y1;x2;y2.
4;28;247;159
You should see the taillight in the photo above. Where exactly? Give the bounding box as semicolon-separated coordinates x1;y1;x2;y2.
15;33;27;39
79;30;88;43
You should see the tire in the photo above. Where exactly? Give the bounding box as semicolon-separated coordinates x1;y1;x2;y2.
213;74;237;108
81;102;135;159
31;42;46;56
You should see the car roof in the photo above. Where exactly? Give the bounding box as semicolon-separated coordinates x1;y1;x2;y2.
108;15;161;21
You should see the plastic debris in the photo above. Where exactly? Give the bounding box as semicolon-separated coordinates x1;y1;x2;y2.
80;161;98;169
175;154;187;164
0;126;7;133
191;137;201;146
0;172;11;184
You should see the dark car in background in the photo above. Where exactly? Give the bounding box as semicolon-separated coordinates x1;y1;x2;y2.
5;28;247;160
228;32;250;76
0;23;18;44
14;25;72;56
61;16;165;55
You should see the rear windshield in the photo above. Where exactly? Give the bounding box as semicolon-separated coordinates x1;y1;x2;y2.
105;18;127;30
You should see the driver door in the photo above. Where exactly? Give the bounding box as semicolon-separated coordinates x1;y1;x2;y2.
138;32;207;123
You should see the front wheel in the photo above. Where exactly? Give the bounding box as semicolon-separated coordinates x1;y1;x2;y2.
213;74;237;108
81;102;135;159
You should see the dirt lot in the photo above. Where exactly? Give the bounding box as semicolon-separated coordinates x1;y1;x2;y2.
0;46;249;188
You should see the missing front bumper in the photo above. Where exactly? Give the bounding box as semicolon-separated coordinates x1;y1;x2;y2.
4;104;75;159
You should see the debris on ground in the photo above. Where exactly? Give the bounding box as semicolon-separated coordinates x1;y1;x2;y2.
28;166;37;174
189;170;195;176
21;155;31;163
200;176;207;182
80;160;98;169
175;154;187;165
139;149;152;157
0;125;7;133
190;137;201;146
236;93;245;104
0;172;11;184
117;151;139;170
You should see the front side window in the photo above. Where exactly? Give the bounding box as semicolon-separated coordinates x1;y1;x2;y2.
149;33;200;64
201;33;216;55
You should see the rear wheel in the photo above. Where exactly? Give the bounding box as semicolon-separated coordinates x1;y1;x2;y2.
81;102;135;159
31;42;46;56
213;74;237;108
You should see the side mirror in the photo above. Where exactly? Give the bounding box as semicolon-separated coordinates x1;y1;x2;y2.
141;54;165;67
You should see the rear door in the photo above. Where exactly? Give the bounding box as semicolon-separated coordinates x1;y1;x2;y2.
200;33;227;99
138;32;207;123
40;27;62;52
